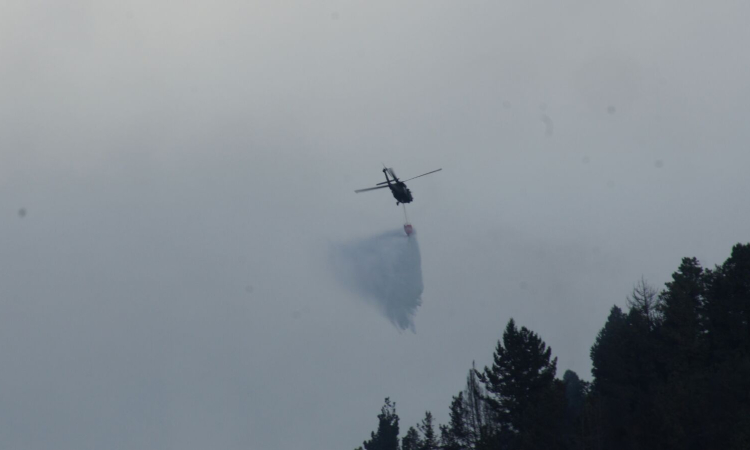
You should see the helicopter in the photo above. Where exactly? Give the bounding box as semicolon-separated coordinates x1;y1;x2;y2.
355;167;442;205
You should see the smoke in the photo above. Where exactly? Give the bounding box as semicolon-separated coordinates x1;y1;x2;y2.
331;229;424;331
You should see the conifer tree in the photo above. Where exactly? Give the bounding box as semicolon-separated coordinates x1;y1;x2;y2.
590;306;632;450
417;412;438;450
700;244;750;449
477;319;561;449
441;362;490;450
561;370;587;448
704;244;750;356
593;280;679;449
402;426;422;450
658;257;706;372
652;257;708;449
440;395;467;450
464;362;488;448
479;319;556;428
361;398;400;450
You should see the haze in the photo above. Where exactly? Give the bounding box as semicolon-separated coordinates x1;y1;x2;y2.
2;1;750;449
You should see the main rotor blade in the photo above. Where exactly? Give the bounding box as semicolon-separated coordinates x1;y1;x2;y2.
375;167;399;185
355;185;389;193
401;168;442;182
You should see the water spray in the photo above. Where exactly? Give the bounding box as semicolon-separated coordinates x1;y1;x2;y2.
330;229;424;331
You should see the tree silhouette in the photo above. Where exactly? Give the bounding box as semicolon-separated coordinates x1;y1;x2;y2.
361;398;400;450
353;243;750;450
477;319;561;449
701;244;750;448
441;363;489;450
402;426;421;450
417;411;438;450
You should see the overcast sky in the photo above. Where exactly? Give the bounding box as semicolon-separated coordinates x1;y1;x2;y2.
3;1;750;449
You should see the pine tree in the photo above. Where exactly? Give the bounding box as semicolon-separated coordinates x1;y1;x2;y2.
441;393;468;450
589;306;633;450
590;306;627;394
561;370;588;449
464;362;488;448
479;319;556;429
402;426;422;450
441;362;490;450
700;244;750;449
658;257;706;372
362;398;400;450
477;319;561;449
417;411;438;450
704;244;750;356
591;281;669;450
562;370;586;421
653;257;708;449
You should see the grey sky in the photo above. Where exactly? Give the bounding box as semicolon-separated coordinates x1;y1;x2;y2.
2;1;750;449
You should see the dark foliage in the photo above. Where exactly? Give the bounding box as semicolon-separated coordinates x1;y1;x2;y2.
476;319;564;449
361;398;400;450
440;363;490;450
355;244;750;450
402;427;421;450
417;411;439;450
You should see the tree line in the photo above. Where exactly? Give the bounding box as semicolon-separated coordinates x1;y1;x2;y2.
355;243;750;450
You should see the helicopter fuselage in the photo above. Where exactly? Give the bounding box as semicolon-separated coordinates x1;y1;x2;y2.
383;169;413;204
